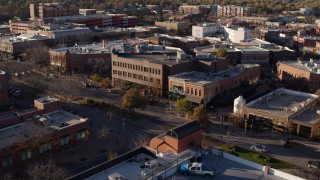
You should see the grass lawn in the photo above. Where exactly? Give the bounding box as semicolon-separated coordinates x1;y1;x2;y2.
235;147;296;169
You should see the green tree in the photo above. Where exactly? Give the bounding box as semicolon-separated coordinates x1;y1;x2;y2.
92;73;101;84
216;48;228;57
188;104;210;131
175;98;192;113
121;88;147;112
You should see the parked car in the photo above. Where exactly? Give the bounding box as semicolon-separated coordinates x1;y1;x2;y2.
250;144;269;153
307;161;320;169
180;162;215;178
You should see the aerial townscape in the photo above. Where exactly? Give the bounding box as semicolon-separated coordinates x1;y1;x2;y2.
1;0;320;179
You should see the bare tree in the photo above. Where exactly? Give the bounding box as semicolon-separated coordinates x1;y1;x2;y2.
23;44;50;69
129;133;150;150
28;158;69;180
107;152;118;161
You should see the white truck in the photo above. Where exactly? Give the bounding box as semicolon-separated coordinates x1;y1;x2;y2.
180;162;215;178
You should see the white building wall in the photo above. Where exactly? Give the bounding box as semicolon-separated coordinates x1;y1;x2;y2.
224;26;250;43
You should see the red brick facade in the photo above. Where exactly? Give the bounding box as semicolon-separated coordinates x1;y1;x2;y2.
0;71;9;107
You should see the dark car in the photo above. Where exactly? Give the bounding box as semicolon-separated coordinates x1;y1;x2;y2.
281;139;291;147
307;161;320;169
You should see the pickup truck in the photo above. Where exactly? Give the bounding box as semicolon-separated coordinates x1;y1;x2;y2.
180;162;215;178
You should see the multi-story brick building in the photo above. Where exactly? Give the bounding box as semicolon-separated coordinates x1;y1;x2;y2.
217;5;252;17
0;71;9;107
168;64;260;104
111;51;195;94
155;21;190;35
49;41;117;74
0;97;90;169
30;3;79;19
277;60;320;92
178;5;212;15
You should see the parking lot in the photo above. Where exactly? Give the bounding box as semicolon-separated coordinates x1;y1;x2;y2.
170;154;285;180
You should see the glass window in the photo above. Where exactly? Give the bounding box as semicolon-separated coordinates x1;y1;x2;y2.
21;150;32;160
39;143;52;154
1;155;13;167
191;88;193;95
113;70;117;74
77;130;86;140
128;73;132;77
195;89;198;96
187;87;189;93
150;78;154;82
60;136;70;146
199;90;202;96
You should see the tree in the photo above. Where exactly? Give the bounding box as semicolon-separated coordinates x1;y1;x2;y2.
101;78;111;89
175;98;192;113
24;44;50;68
199;39;211;46
28;158;69;180
107;152;118;160
152;79;161;98
216;48;228;57
129;133;150;150
121;88;147;112
188;104;210;131
92;73;101;84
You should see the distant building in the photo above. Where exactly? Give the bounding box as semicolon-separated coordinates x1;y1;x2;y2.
79;9;97;16
0;34;53;60
0;71;9;107
178;5;212;15
300;7;313;16
235;46;269;66
238;88;320;139
223;26;251;43
30;3;79;19
155;21;190;35
217;5;252;17
168;64;260;104
192;23;224;38
277;59;320;92
0;97;90;169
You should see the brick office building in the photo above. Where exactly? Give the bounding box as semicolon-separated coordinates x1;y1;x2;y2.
277;60;320;92
0;71;9;107
30;3;79;19
168;64;260;104
49;41;114;74
0;97;90;169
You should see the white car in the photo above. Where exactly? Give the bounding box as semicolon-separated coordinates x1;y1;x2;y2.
251;144;268;153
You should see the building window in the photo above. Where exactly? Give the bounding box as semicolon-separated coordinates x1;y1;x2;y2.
141;66;143;71
60;136;70;147
118;71;122;75
199;90;202;97
195;89;198;96
138;75;143;80
133;74;137;79
191;88;194;95
113;61;116;66
144;76;149;81
128;73;132;77
39;143;52;154
150;78;154;82
77;130;86;140
123;72;127;77
21;150;32;161
144;67;149;72
130;64;132;69
117;62;120;66
113;70;117;74
152;68;155;74
1;155;13;167
187;87;189;93
158;69;161;75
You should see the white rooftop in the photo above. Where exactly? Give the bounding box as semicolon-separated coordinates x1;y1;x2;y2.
35;96;59;104
280;59;320;74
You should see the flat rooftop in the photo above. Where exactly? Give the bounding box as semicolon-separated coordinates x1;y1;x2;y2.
117;52;182;65
0;110;87;149
235;46;269;53
50;40;126;54
169;64;259;85
280;61;320;74
0;108;36;121
292;104;320;125
86;150;196;180
0;34;49;43
35;96;59;104
246;88;318;118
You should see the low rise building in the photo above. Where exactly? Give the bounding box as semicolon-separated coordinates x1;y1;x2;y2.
223;26;251;43
0;71;9;107
192;23;224;38
0;97;90;168
277;59;320;92
49;40;120;74
237;88;320;138
155;21;190;35
235;46;269;66
0;34;53;60
168;64;260;104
